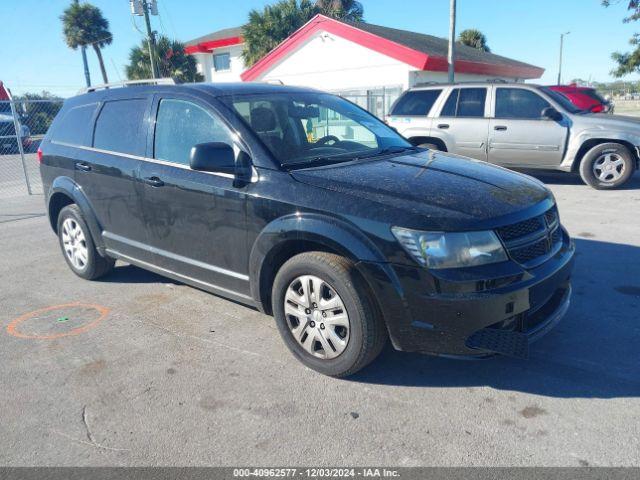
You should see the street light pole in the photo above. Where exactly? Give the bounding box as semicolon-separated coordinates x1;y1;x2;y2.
142;0;158;78
448;0;457;83
557;31;570;85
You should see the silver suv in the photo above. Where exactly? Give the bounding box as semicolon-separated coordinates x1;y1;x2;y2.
387;82;639;189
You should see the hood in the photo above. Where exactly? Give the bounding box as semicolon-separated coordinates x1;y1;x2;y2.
576;112;640;132
290;150;552;228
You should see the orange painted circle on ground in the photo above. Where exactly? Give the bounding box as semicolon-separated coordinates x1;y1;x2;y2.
6;303;110;340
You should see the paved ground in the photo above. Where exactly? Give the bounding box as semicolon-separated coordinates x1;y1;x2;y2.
0;172;639;467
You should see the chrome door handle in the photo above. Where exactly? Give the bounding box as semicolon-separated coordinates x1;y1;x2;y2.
75;162;91;172
143;176;164;187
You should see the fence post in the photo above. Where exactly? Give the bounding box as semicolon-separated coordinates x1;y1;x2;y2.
9;99;32;195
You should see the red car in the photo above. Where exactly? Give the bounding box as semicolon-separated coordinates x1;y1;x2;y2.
548;84;613;114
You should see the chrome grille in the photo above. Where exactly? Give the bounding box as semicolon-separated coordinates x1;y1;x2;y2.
496;206;562;268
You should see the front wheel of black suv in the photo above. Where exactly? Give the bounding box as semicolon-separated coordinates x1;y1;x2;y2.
57;204;115;280
579;143;636;189
272;252;387;377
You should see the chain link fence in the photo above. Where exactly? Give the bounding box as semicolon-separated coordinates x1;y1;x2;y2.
0;99;63;198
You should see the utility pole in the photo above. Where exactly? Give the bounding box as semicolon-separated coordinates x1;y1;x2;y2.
557;31;570;85
73;0;91;87
131;0;158;78
448;0;456;83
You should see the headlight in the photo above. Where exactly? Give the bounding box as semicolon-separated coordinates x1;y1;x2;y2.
391;227;508;269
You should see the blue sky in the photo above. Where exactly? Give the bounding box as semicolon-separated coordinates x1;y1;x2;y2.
1;0;638;97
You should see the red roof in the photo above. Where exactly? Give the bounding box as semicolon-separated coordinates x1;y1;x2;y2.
0;81;11;101
241;15;544;81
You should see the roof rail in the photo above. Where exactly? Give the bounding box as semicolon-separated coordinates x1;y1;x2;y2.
79;78;177;94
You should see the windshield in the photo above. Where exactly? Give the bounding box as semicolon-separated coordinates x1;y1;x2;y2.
539;87;585;114
221;92;412;168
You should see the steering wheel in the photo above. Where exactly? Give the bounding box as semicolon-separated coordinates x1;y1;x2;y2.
314;135;341;146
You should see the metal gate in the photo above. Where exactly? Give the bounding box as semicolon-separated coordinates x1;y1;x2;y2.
0;99;63;198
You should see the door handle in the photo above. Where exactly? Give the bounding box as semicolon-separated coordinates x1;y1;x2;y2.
437;123;450;129
494;125;508;131
75;162;91;172
143;176;164;187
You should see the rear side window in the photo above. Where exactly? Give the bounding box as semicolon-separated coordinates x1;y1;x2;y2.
495;88;550;119
391;90;442;116
440;88;486;117
154;98;234;166
93;99;148;156
51;103;98;146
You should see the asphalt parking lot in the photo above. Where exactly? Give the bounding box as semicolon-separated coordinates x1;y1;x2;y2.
1;172;639;467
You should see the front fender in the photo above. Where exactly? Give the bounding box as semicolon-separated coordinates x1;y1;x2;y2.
249;213;388;307
565;129;640;169
48;176;105;253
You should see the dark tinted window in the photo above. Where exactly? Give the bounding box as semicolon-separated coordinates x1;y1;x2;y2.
154;99;234;166
51;103;98;146
495;88;551;119
93;99;147;155
391;90;442;116
441;89;458;117
441;88;486;117
457;88;486;117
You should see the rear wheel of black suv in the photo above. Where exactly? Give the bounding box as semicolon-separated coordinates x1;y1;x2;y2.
57;204;115;280
579;143;635;189
272;252;387;377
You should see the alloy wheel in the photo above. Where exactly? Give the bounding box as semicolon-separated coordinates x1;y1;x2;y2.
61;218;88;270
593;152;625;183
284;275;350;359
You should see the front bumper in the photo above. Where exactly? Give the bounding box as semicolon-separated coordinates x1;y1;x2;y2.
358;230;575;357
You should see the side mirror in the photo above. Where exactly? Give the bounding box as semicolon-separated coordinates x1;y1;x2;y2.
190;142;236;174
542;107;562;121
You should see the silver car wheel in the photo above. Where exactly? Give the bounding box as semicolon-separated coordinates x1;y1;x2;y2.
61;218;88;270
593;152;625;183
284;275;350;360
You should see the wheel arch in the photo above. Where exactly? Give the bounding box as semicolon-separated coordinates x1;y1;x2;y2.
249;214;387;315
573;138;639;171
47;176;106;253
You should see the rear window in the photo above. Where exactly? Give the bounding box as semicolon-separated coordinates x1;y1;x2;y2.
391;90;442;116
93;99;148;156
50;103;98;146
440;88;486;117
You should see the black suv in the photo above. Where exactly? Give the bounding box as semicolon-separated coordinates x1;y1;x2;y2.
39;82;575;376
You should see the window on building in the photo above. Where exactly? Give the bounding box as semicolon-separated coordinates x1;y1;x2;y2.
391;89;442;116
495;88;551;119
93;99;147;155
154;98;234;166
440;88;487;118
213;53;231;72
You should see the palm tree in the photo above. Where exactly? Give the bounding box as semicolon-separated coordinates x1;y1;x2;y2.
457;28;491;52
61;2;112;84
242;0;365;67
243;0;318;66
126;36;204;83
316;0;364;21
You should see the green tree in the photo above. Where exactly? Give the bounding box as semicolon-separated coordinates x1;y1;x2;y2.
603;0;640;76
316;0;364;21
15;92;63;136
126;35;204;82
457;29;491;52
242;0;365;67
61;2;112;84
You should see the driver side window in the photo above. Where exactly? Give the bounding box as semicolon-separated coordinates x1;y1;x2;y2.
495;88;551;120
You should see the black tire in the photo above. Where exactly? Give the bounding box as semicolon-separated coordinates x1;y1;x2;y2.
272;252;387;377
579;142;635;189
57;204;114;280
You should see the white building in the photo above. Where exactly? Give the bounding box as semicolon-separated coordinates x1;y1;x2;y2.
186;15;543;117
